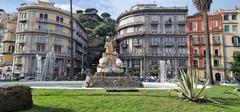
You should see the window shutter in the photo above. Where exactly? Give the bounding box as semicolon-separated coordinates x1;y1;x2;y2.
232;36;235;43
238;37;240;43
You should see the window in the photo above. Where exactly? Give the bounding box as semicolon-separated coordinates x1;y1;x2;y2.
213;35;220;44
150;37;160;46
232;36;240;46
202;37;206;45
193;59;198;67
232;14;237;20
193;49;198;55
54;38;63;46
39;23;48;30
192;22;197;31
39;13;43;19
192;36;198;45
214;59;219;67
133;38;142;46
151;16;158;21
36;44;45;52
54;46;61;53
203;49;206;56
36;36;46;43
151;24;158;33
133;59;140;67
60;17;63;22
214;49;219;56
151;59;158;65
233;25;238;32
224;15;229;20
179;59;187;66
224;25;230;32
55;25;63;34
212;21;218;27
56;16;59;21
163;37;174;46
44;14;48;19
177;37;187;46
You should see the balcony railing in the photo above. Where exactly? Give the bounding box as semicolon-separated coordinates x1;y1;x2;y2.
119;53;187;57
150;42;159;47
36;18;70;28
164;42;173;47
178;42;187;47
118;21;144;30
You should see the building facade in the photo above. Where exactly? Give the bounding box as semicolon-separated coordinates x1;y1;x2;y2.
13;1;88;80
0;14;17;79
218;9;240;80
116;4;188;81
187;13;224;81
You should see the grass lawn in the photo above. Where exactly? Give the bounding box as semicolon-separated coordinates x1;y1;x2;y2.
22;86;240;112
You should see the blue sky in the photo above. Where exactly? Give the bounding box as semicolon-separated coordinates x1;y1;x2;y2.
0;0;239;19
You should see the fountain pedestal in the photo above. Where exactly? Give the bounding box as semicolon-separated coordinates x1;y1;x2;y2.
85;36;142;88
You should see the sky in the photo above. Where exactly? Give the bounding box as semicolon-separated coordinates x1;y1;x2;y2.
0;0;239;19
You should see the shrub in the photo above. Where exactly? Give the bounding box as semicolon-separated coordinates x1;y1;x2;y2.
0;85;33;112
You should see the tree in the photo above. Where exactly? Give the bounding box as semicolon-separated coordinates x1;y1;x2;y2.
150;65;159;80
231;52;240;82
193;12;202;16
85;8;98;13
101;12;111;19
192;0;214;85
92;23;115;37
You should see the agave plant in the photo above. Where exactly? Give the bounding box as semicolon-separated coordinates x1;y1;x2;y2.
174;68;209;101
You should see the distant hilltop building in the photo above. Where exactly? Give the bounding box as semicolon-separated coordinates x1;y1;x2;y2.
116;4;188;81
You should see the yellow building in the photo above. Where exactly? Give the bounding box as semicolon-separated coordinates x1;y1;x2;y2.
14;1;88;80
0;14;17;80
218;9;240;80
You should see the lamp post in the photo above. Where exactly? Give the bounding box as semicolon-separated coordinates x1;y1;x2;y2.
69;0;74;80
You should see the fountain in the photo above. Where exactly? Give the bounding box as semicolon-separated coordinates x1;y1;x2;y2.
35;48;56;81
86;36;143;88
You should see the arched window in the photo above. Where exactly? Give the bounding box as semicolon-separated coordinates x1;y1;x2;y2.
56;16;59;21
44;14;48;19
60;17;63;22
39;13;43;18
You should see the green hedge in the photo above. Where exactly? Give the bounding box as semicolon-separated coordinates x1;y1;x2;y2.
0;85;33;112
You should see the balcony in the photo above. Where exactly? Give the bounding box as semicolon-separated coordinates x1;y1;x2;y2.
117;21;144;30
193;53;200;57
233;43;240;47
117;31;144;39
19;18;27;22
164;42;173;47
151;21;158;24
36;18;70;28
2;36;15;43
33;28;71;37
133;43;142;47
178;42;187;47
121;43;128;48
177;21;186;24
192;42;199;46
165;21;172;25
213;41;220;45
150;42;159;47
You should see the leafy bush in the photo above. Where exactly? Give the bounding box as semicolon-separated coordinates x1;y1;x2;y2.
231;52;240;82
0;85;33;112
150;65;159;79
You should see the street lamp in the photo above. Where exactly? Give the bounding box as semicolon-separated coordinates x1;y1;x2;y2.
69;0;74;80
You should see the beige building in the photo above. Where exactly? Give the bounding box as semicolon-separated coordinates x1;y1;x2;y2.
13;1;88;80
0;13;18;80
218;9;240;80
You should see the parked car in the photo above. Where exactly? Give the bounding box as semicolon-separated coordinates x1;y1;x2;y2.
19;77;35;82
220;81;239;86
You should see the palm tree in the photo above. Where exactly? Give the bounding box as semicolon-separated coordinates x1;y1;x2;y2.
192;0;214;85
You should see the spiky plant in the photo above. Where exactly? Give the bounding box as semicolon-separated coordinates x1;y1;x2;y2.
174;68;209;101
192;0;214;85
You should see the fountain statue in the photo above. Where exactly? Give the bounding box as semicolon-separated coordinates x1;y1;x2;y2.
86;36;143;88
96;36;124;74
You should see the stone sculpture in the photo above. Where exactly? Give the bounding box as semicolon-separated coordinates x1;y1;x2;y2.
86;36;143;88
